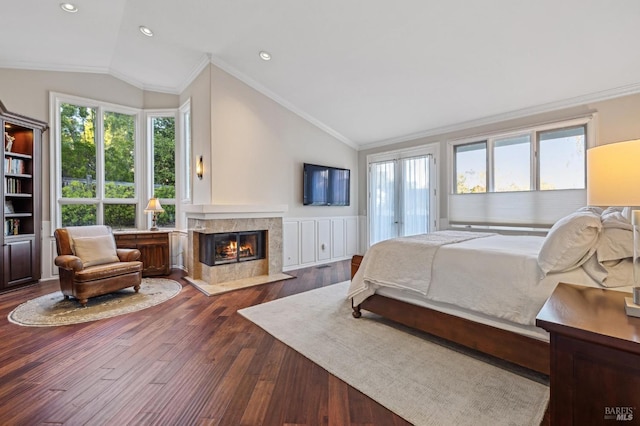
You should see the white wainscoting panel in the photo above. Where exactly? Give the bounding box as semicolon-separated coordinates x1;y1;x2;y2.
317;219;331;261
284;216;360;271
331;219;345;258
170;231;188;271
283;221;300;267
345;217;358;256
300;220;316;264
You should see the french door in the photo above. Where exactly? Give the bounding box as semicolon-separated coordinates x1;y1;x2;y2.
368;147;437;246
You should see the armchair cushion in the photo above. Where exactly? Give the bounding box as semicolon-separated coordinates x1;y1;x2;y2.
72;234;120;267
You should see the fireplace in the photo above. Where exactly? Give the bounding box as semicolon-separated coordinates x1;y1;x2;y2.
199;230;266;266
185;210;284;287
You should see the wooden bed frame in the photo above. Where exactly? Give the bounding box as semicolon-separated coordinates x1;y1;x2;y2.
350;255;550;375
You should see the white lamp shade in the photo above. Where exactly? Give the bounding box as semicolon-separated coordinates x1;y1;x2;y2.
587;139;640;207
144;197;164;213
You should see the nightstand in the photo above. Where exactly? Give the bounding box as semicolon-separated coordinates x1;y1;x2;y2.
114;230;171;277
536;283;640;424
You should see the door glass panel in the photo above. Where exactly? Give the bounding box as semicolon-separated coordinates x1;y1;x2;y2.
402;156;430;237
370;160;396;245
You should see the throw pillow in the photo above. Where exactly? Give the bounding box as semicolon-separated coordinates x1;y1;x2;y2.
72;234;120;267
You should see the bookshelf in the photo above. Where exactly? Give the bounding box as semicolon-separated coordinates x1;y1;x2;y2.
1;101;47;291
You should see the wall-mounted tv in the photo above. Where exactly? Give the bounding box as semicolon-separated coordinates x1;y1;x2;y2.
303;163;350;206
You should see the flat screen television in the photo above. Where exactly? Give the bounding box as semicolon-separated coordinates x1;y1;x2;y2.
303;163;350;206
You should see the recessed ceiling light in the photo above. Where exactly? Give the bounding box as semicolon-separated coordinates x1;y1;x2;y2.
60;3;78;13
259;51;272;61
139;26;154;37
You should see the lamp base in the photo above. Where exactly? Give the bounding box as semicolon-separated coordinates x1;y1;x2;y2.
149;226;159;231
624;297;640;318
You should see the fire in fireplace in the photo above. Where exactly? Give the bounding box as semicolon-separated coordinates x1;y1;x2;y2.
199;230;266;266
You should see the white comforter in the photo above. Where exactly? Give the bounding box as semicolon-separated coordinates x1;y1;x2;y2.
348;231;602;326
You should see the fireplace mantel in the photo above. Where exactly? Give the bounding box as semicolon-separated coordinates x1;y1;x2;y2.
184;204;288;220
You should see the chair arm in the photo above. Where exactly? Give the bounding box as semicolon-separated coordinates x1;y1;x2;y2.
54;255;84;271
117;248;141;262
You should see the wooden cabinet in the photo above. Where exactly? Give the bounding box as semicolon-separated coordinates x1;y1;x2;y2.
1;101;47;291
536;283;640;424
114;231;170;277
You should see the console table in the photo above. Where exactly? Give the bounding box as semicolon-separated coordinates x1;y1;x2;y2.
114;231;170;277
536;283;640;424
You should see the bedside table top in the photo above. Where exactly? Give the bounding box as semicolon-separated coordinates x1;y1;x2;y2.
113;230;172;236
536;283;640;354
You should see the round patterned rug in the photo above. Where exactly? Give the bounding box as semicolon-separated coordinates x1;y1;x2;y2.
8;278;182;327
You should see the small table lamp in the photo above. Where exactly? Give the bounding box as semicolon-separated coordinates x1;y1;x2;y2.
144;197;164;231
587;139;640;315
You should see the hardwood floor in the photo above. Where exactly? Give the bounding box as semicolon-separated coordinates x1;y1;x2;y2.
0;261;411;425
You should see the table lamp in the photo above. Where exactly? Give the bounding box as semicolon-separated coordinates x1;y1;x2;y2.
587;139;640;315
144;197;164;231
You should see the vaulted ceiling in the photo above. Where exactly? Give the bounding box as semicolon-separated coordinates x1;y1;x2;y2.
2;1;639;147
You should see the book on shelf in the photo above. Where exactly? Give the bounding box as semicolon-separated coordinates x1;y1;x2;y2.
4;157;25;174
4;177;22;193
4;218;19;236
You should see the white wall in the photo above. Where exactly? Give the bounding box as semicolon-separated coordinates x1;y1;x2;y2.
180;64;359;219
358;92;640;224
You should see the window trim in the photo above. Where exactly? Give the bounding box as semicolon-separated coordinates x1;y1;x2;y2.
49;92;183;233
145;109;178;229
449;115;595;195
366;143;440;247
446;114;597;227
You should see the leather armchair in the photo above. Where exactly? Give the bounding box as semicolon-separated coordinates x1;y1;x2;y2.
54;226;143;307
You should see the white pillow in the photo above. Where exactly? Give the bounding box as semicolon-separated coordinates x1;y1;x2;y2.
72;234;120;267
597;227;633;262
538;211;602;275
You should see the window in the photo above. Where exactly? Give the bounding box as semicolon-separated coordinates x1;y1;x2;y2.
494;134;531;192
51;93;183;231
449;116;594;227
454;125;585;194
538;127;586;190
454;141;487;193
57;100;139;228
149;114;176;228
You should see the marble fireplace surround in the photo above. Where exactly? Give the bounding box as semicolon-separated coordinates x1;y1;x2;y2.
184;205;288;295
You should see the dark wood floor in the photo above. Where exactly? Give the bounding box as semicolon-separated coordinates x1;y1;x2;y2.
0;261;412;425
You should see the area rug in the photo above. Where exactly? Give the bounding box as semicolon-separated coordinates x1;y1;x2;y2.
238;281;549;426
8;278;182;327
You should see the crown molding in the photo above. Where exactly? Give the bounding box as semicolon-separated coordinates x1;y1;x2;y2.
0;60;109;76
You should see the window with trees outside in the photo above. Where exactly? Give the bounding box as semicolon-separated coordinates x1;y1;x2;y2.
454;125;586;194
52;94;179;231
449;116;594;227
149;114;176;228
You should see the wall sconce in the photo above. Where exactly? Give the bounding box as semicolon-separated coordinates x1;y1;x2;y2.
144;197;165;231
196;155;203;180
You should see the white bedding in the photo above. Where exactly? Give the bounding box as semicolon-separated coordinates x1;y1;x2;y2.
350;230;494;301
348;231;633;333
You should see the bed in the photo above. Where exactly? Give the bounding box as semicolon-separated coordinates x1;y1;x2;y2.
348;207;634;375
